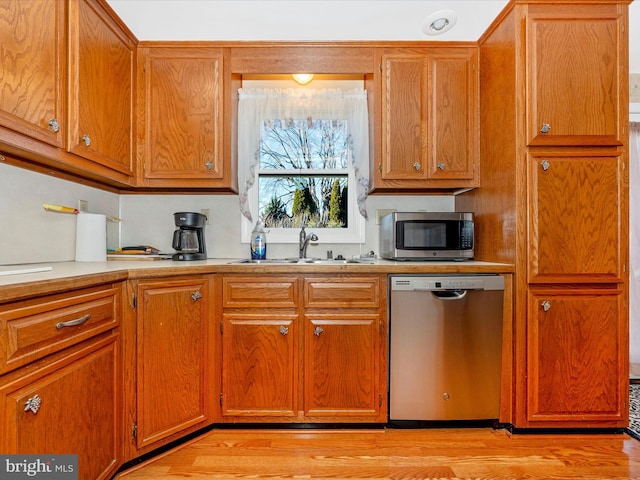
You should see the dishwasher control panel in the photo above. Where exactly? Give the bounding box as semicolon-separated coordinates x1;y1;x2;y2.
390;275;504;292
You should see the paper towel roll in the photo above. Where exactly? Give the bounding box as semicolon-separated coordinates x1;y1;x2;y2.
75;213;107;262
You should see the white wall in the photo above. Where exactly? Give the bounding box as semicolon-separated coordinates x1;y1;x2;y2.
0;164;119;265
118;193;454;260
0;162;454;264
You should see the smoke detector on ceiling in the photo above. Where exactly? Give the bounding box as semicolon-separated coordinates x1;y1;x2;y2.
422;10;457;36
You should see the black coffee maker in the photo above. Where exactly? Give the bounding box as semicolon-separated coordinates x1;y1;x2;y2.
172;212;207;261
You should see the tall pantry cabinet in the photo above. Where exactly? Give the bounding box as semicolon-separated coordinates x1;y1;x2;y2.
457;0;630;428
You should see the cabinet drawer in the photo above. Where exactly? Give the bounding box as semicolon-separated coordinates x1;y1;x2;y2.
304;277;381;308
0;286;120;374
223;276;298;308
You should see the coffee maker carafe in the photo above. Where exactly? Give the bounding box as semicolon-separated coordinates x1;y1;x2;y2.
172;212;207;261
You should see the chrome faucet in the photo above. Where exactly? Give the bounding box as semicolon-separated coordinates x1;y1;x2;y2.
299;227;318;258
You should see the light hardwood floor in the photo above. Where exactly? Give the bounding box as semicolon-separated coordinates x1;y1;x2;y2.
115;427;640;479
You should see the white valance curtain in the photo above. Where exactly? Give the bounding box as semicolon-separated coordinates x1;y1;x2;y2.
237;88;370;223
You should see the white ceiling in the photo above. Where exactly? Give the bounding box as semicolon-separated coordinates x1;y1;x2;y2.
107;0;638;71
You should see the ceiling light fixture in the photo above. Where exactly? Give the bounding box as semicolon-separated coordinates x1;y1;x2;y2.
422;10;457;36
292;73;314;85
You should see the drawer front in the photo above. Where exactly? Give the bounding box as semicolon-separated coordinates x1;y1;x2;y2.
304;277;381;308
0;287;120;374
223;276;298;308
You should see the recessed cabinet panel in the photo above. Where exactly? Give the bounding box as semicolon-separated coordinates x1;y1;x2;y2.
304;313;380;417
136;279;209;448
141;48;224;184
528;153;622;283
426;51;477;180
68;0;134;175
526;5;624;145
1;336;120;480
0;0;65;147
527;288;626;425
381;55;427;181
221;313;298;417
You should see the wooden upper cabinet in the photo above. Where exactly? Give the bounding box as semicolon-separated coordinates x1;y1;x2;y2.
527;152;624;283
138;46;230;189
526;4;626;146
377;47;478;190
68;0;135;177
0;0;65;147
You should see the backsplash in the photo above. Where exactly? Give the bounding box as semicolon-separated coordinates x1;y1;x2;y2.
0;162;454;264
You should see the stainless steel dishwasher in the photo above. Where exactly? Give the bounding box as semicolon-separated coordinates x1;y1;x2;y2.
389;274;504;423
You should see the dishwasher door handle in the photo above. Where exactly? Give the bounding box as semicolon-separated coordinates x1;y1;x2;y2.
431;290;468;300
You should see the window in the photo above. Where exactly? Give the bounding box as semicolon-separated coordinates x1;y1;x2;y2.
238;88;369;244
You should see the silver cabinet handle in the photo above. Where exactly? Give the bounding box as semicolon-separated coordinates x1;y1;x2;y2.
24;394;42;414
205;161;213;170
437;162;445;170
192;291;202;301
56;313;90;329
280;325;289;336
541;160;550;171
541;301;551;312
313;326;323;336
413;162;421;171
81;134;91;146
48;118;60;132
540;123;551;134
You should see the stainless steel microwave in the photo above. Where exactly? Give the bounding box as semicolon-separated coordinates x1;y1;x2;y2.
379;212;474;261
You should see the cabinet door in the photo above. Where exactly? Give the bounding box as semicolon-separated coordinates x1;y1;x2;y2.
425;49;477;181
528;153;623;283
68;0;134;176
140;47;226;188
221;313;298;417
526;288;627;427
135;278;210;449
380;54;429;182
304;313;383;420
0;0;65;147
526;4;625;146
379;49;478;189
0;335;120;480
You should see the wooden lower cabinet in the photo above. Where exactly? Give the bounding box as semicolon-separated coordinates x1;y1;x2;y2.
218;274;387;423
0;333;121;480
124;276;216;458
304;313;382;418
524;286;627;427
222;312;298;417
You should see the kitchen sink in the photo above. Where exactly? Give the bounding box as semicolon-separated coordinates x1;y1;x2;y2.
229;258;373;265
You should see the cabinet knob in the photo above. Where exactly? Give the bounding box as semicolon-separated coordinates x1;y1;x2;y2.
279;325;289;336
81;134;91;146
540;160;550;171
192;291;202;301
437;162;445;170
540;123;551;134
313;326;324;336
205;161;213;170
48;118;60;133
56;313;91;329
24;394;42;414
413;162;421;172
541;300;551;312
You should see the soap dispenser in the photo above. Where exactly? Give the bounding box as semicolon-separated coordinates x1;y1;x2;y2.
250;220;267;260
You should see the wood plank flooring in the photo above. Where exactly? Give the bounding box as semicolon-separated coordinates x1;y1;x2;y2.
115;427;640;479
